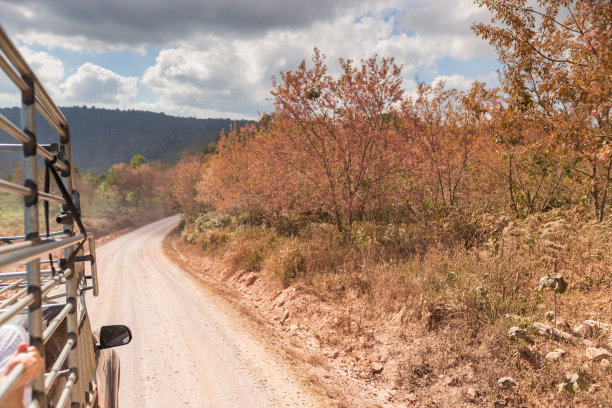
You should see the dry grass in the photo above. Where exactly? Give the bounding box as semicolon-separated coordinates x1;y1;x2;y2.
181;207;612;406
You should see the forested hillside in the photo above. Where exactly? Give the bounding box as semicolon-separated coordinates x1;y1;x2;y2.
0;106;249;172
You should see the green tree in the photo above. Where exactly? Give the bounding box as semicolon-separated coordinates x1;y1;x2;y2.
130;154;147;169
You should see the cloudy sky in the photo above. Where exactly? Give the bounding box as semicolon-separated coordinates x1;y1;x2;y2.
0;0;500;119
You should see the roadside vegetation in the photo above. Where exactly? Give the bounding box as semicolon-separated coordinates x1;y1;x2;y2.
167;1;611;406
1;154;171;239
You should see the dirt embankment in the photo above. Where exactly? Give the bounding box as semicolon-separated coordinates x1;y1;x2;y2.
164;229;487;408
164;219;612;408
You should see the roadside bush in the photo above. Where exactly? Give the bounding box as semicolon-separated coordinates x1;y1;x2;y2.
349;221;433;260
266;238;306;287
193;212;232;232
226;227;280;272
197;229;230;250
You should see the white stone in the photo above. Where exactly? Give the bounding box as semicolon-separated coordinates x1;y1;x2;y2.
371;362;384;374
498;377;518;388
585;347;612;361
545;348;566;361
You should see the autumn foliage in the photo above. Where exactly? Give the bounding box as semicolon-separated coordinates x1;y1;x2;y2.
166;0;610;231
195;52;496;231
474;0;612;220
160;3;612;405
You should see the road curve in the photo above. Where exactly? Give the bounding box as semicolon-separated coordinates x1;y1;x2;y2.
86;216;318;408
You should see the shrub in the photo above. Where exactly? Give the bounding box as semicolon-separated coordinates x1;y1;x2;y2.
226;227;279;272
198;229;230;250
267;239;306;287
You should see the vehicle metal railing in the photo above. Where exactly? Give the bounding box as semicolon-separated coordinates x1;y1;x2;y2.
0;25;100;408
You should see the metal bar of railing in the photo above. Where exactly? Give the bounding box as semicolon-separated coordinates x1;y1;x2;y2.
0;269;58;280
0;178;32;196
39;257;62;264
43;303;73;343
0;278;25;295
0;26;30;75
0;273;56;305
0;286;28;309
0;29;67;133
44;339;74;393
34;99;68;141
0;234;86;271
54;372;76;408
0;112;30;144
0;273;56;310
36;144;68;171
0;362;26;406
38;191;66;205
0;116;68;172
41;269;72;298
0;293;35;326
0;51;27;91
61;136;82;407
0;179;66;204
20;74;46;407
0;240;34;255
87;236;99;297
0;143;23;152
0;143;57;153
34;81;68;133
0;231;67;242
0;29;69;143
43;292;66;301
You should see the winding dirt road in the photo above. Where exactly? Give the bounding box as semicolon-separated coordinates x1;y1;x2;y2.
86;216;319;408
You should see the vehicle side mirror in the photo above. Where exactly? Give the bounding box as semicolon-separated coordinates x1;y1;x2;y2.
98;325;132;349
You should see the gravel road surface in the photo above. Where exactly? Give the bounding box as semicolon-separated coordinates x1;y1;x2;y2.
86;216;319;408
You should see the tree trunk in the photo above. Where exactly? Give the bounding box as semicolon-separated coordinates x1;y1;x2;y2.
591;161;600;221
508;154;518;214
334;208;343;233
597;159;612;222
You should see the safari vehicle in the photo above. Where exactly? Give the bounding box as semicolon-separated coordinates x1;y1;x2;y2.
0;25;132;407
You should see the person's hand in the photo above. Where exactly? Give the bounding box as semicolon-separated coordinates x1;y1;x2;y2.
0;343;43;408
4;343;44;387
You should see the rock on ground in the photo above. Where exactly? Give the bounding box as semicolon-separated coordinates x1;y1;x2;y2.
585;347;612;361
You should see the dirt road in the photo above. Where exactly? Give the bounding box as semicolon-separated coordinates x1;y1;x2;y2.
86;216;319;408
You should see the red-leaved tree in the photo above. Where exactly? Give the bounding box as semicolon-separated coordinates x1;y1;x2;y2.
263;48;418;231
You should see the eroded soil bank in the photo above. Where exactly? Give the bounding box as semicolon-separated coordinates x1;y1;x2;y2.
164;218;612;408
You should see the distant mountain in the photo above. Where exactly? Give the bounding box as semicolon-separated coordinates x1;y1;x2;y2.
0;107;250;173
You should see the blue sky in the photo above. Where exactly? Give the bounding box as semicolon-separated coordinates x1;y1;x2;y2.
0;0;500;119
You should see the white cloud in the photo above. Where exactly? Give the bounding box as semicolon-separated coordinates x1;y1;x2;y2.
0;0;501;118
0;46;64;96
431;71;498;90
0;91;20;108
1;0;366;51
141;45;261;118
55;63;139;107
15;32;147;55
19;47;65;86
138;3;497;118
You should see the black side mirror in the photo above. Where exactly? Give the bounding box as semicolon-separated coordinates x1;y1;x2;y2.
98;325;132;349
